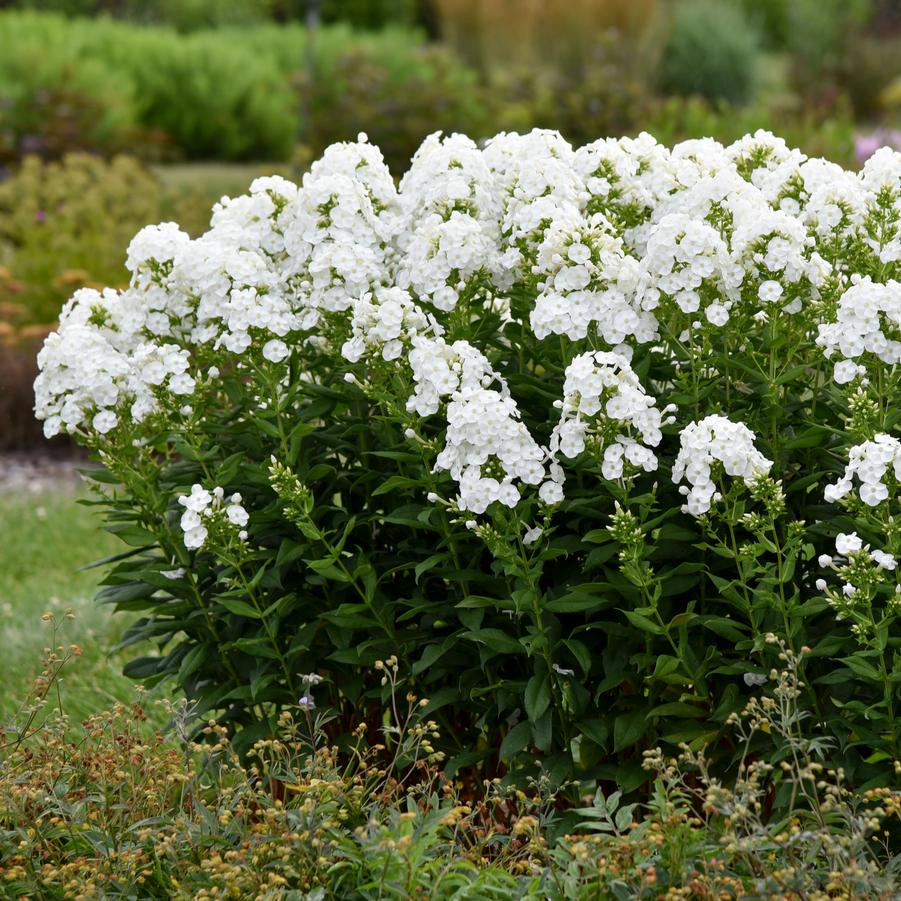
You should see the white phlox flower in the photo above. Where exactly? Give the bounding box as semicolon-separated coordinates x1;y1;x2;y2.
177;484;249;551
817;278;901;383
825;434;901;507
549;350;668;480
342;287;441;364
672;415;772;516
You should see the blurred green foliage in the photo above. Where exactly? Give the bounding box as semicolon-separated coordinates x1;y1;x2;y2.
300;43;485;174
643;95;856;168
7;0;422;29
836;33;901;120
487;35;649;147
318;0;418;30
0;13;451;163
658;1;759;106
0;13;300;161
0;15;136;163
0;154;158;326
0;6;888;170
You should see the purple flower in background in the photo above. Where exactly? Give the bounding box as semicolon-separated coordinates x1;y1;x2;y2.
35;210;45;223
855;129;901;165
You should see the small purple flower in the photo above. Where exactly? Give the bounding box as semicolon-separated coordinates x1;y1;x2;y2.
855;129;901;165
298;695;315;710
35;210;46;223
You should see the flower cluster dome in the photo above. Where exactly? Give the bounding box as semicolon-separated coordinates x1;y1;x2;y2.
32;129;901;518
673;416;773;516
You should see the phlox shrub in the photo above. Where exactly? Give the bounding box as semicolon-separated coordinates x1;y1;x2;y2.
34;128;901;794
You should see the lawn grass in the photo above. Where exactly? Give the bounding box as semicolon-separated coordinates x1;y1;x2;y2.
153;161;298;200
153;161;300;236
0;483;163;724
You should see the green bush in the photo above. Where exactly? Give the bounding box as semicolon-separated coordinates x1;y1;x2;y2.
0;12;439;163
642;95;857;169
8;0;420;29
129;0;271;31
659;1;759;106
0;154;160;326
303;43;486;173
787;0;871;85
31;130;901;800
836;34;901;120
319;0;419;29
117;31;298;161
486;34;652;149
0;13;137;161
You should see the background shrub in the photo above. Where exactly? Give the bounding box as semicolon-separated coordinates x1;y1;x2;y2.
642;95;857;168
114;30;298;161
658;0;759;106
301;43;486;174
0;153;160;326
0;13;434;163
0;13;137;163
486;35;651;149
318;0;419;30
433;0;658;74
836;34;901;120
786;0;872;88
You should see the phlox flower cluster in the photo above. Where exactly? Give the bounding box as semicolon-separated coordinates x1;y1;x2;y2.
342;287;440;364
32;128;901;519
404;335;561;512
395;133;507;309
816;278;901;384
178;484;249;551
636;213;740;327
34;287;196;438
672;416;773;516
550;350;670;480
437;385;550;514
817;533;900;629
825;434;901;507
528;214;654;345
575;133;676;252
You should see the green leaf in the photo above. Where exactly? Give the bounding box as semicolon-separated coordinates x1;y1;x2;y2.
621;609;663;635
499;721;532;759
228;637;280;659
123;656;167;680
697;615;747;642
96;581;157;605
414;553;448;584
649;702;707;718
531;708;553;752
840;655;881;681
102;523;159;547
306;558;350;582
546;589;611;613
461;629;524;655
613;710;647;752
321;604;378;630
413;641;455;676
371;475;424;496
216;598;262;619
577;718;608;748
79;546;152;571
561;639;591;676
524;672;552;721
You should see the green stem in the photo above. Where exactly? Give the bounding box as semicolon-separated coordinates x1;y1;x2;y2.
230;555;298;699
516;530;572;752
